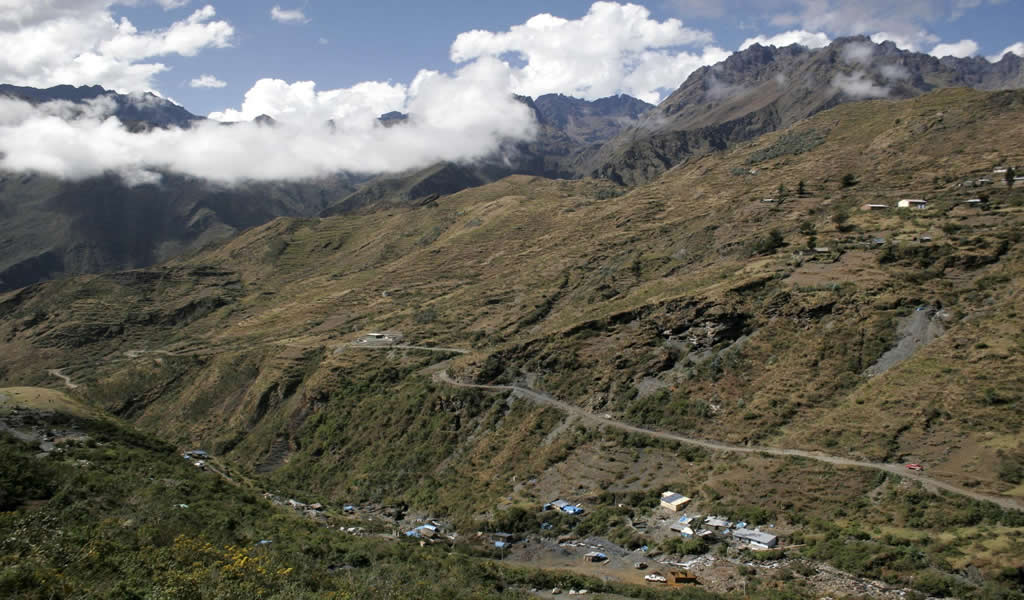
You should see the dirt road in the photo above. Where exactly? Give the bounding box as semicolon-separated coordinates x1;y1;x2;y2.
435;372;1023;512
341;343;470;354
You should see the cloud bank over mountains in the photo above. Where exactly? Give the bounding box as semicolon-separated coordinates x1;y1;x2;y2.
0;0;1022;186
0;57;537;184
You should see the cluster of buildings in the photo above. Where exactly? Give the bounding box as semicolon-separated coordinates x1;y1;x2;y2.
661;491;779;549
262;492;327;517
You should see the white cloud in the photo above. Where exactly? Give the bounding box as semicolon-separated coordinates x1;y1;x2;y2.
450;1;722;103
189;73;225;88
270;5;309;24
739;30;830;51
773;1;942;36
870;31;939;53
879;64;911;80
0;2;233;93
929;39;978;58
156;0;190;8
840;41;875;64
208;79;408;124
0;57;538;185
831;71;889;99
988;42;1024;62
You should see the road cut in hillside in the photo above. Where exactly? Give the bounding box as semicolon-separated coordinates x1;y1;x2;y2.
434;371;1024;512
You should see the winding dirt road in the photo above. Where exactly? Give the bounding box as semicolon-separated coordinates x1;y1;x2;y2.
434;371;1023;512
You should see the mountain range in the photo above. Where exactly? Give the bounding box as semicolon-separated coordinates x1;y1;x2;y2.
2;37;1024;293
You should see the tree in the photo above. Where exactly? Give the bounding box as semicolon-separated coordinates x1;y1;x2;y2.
841;173;858;188
777;183;788;200
797;180;807;196
750;229;785;255
798;220;817;236
1007;167;1016;189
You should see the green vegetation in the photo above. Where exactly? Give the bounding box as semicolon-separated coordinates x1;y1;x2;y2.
745;129;827;165
748;229;786;255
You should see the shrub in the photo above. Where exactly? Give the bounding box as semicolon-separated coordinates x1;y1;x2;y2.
749;229;785;256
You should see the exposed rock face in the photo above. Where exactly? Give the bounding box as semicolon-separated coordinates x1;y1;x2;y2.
583;37;1024;186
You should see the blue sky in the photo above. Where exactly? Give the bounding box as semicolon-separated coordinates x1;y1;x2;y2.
81;0;1024;116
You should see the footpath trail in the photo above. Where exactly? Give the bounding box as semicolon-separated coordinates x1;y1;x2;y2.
434;372;1024;512
47;368;79;390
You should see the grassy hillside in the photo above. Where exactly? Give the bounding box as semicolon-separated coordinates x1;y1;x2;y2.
3;392;741;599
1;87;1023;597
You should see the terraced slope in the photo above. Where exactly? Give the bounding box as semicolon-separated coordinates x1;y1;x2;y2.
1;88;1023;595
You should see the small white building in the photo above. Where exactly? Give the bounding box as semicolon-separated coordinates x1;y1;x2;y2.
993;167;1008;174
860;203;888;211
660;491;691;512
761;198;778;203
732;528;778;549
897;199;928;209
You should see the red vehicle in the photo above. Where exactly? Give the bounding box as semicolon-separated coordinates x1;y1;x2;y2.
905;463;924;471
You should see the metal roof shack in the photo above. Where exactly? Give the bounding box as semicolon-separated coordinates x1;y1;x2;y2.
584;552;608;563
405;524;439;539
660;491;691;511
545;499;584;515
732;528;778;548
704;517;731;529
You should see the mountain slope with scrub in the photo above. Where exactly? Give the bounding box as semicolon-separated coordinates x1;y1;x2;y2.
1;87;1023;597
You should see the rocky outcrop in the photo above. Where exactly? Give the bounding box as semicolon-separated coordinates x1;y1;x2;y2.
585;37;1024;186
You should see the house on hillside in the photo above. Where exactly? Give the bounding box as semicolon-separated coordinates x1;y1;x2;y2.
994;167;1008;174
860;203;888;211
405;524;439;539
704;517;731;530
584;552;608;563
359;332;403;344
897;199;928;209
545;500;584;515
732;528;778;549
660;491;691;512
670;523;695;537
761;198;778;203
